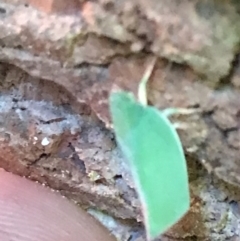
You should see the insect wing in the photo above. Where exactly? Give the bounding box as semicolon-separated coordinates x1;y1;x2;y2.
109;92;190;240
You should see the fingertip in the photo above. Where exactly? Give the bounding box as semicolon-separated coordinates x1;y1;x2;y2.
0;169;116;241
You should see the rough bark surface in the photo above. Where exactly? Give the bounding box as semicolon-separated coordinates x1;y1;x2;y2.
0;0;240;240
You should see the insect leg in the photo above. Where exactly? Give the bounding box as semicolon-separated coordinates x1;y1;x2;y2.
163;108;199;129
138;57;157;106
172;122;189;130
162;108;198;118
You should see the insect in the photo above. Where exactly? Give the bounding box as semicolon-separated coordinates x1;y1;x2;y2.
109;57;191;240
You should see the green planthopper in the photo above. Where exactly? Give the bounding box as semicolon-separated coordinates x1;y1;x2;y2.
109;57;191;240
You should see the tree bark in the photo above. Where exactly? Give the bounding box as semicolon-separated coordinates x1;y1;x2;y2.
0;0;239;240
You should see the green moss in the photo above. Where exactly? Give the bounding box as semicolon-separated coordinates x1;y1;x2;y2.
189;0;240;83
64;32;87;59
215;211;229;232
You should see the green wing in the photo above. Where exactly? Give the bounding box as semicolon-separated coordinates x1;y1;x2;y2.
109;92;190;240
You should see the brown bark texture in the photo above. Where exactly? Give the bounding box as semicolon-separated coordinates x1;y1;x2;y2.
0;0;240;240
